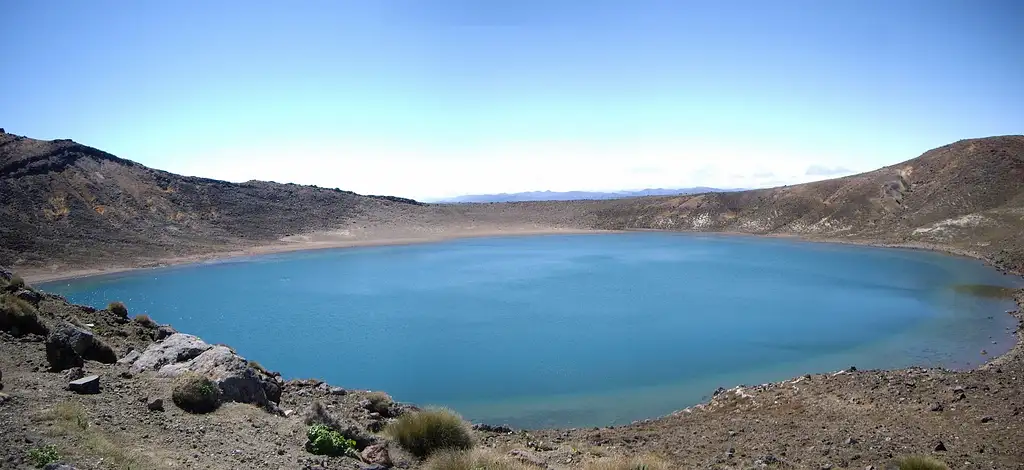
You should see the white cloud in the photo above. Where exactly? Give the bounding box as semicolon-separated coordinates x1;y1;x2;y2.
157;137;866;200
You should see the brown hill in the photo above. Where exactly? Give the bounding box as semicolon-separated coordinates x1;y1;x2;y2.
581;135;1024;272
2;129;1023;274
0;131;427;268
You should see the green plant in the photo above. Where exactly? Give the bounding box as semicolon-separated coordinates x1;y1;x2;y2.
134;314;158;328
27;444;60;468
897;455;949;470
424;449;533;470
305;424;358;457
385;408;473;458
108;301;128;318
171;372;220;413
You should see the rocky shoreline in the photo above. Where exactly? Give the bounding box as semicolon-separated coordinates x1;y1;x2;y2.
3;255;1024;468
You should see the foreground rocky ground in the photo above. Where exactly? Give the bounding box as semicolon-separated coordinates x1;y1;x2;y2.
2;262;1023;469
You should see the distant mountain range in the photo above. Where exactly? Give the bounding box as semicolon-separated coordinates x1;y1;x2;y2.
438;187;737;203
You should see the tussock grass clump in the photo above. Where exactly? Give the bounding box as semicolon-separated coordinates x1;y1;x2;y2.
6;274;26;291
424;449;534;470
585;455;670;470
107;301;128;318
248;360;269;375
897;455;949;470
134;314;158;328
0;293;47;335
385;408;473;458
171;372;220;414
364;390;393;415
305;424;358;457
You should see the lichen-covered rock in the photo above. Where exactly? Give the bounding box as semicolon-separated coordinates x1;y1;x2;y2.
130;333;210;372
158;346;280;407
45;322;117;371
360;444;392;467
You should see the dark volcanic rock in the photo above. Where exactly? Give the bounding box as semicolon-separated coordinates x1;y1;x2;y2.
68;375;100;394
147;397;164;412
45;322;117;371
14;289;41;305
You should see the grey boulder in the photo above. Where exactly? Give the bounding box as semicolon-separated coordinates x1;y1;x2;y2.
158;346;281;407
130;333;211;372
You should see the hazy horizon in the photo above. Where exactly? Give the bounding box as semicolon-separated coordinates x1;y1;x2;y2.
3;1;1022;200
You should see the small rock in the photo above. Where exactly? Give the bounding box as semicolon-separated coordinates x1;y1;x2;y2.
283;409;295;417
954;393;967;402
934;441;947;452
726;447;736;458
154;325;177;341
69;375;100;394
508;449;546;467
473;423;514;433
844;437;858;445
63;367;86;382
360;444;392;467
147;398;164;412
0;392;10;405
980;416;993;423
981;349;987;355
929;402;944;412
328;386;346;395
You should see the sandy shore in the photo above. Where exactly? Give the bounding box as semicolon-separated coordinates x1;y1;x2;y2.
23;225;1022;284
22;227;608;284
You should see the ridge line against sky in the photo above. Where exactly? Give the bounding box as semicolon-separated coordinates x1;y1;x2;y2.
2;1;1023;200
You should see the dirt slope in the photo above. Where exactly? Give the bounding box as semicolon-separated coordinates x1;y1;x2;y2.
2;131;1023;275
578;136;1024;272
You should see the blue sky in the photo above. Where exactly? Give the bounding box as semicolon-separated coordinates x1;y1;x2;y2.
3;1;1022;200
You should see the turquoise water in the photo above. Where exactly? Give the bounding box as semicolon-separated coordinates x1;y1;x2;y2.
42;233;1020;428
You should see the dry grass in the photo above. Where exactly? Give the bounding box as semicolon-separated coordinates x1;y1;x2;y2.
424;449;535;470
585;455;671;470
248;360;269;375
0;293;47;335
304;400;343;430
385;408;474;458
897;455;949;470
39;401;160;469
107;301;128;318
6;274;25;291
364;390;393;414
134;314;158;328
